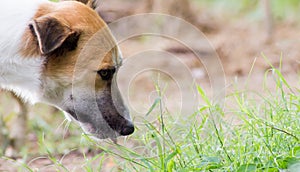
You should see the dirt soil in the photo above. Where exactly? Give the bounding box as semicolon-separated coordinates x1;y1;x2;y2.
1;0;300;171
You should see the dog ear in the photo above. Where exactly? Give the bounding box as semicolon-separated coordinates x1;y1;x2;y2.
61;0;101;10
29;17;80;55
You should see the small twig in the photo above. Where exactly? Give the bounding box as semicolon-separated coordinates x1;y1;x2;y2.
267;124;299;141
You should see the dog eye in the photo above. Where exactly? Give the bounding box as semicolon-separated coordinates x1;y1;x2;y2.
97;68;116;80
100;70;108;76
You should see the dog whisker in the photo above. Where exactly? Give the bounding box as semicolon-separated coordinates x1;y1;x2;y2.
63;120;71;140
55;118;68;133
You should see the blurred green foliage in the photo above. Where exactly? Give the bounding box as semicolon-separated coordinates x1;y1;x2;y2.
194;0;300;20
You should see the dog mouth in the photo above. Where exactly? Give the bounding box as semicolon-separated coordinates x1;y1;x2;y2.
65;110;117;139
63;85;134;139
65;109;78;120
80;122;119;139
80;122;111;139
64;109;134;139
79;121;135;139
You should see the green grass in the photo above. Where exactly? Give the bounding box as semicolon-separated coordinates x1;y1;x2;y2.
1;60;300;171
92;66;299;171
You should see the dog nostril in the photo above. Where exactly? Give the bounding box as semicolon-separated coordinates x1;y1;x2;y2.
120;123;134;136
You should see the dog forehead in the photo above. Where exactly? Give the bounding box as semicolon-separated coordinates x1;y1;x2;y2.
98;47;122;70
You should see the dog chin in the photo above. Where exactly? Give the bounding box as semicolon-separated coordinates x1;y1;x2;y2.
63;111;119;139
80;122;119;140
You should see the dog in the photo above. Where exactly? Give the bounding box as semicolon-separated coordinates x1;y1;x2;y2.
0;0;134;148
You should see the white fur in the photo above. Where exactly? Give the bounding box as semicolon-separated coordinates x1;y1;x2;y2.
0;0;47;103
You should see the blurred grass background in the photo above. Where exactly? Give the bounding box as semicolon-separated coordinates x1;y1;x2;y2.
193;0;300;19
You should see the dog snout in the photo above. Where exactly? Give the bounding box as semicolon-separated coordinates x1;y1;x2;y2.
120;122;134;136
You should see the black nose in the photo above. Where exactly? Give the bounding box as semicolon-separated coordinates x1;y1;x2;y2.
120;123;134;136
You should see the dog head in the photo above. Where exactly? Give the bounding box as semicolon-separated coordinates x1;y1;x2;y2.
20;0;134;139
